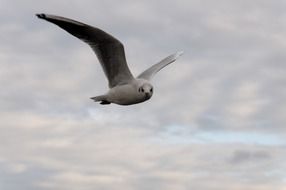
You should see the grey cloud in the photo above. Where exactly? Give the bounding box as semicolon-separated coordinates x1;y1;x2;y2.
229;150;272;164
1;111;286;190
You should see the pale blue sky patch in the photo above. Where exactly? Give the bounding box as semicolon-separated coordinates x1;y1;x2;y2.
155;124;286;146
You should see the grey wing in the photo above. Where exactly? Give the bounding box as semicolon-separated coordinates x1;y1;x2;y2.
36;13;134;88
137;51;183;81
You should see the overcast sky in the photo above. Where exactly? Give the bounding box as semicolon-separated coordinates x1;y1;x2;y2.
1;0;286;189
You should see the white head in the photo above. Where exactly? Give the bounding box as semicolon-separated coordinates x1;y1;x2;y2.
138;83;153;100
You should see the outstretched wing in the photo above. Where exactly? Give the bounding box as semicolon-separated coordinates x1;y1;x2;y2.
36;13;134;88
137;51;183;81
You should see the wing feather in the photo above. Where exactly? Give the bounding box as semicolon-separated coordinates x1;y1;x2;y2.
137;51;183;81
36;13;134;88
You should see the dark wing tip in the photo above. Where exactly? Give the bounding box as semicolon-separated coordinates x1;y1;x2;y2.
36;13;46;19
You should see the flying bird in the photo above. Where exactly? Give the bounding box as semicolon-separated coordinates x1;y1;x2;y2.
36;13;183;105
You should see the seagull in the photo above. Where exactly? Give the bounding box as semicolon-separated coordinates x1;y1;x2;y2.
36;13;183;105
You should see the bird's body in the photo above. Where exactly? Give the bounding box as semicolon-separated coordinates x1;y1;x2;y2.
93;79;152;105
36;13;183;105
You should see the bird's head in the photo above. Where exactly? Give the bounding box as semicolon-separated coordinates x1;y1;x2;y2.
138;83;153;100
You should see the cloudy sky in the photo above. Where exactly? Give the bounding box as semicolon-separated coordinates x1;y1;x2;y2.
1;0;286;189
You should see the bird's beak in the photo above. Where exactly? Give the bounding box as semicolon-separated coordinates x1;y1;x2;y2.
145;92;151;99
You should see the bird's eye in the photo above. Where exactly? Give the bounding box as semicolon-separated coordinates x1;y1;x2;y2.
139;88;144;93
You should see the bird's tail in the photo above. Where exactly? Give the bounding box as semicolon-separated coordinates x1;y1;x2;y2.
90;95;110;105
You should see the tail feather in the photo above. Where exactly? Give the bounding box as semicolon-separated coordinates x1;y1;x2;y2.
90;95;110;105
90;95;104;102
